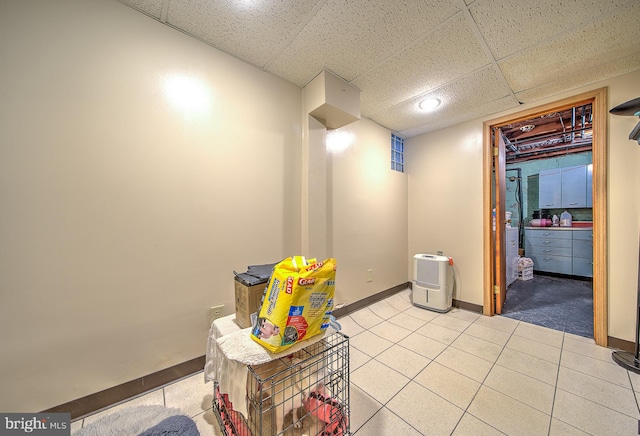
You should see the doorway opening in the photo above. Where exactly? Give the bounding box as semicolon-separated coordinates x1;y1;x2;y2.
502;104;593;337
482;88;608;347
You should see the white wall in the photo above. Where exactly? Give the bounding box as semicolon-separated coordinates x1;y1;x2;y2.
407;70;640;341
0;0;302;412
607;71;640;342
406;122;484;305
0;0;409;414
329;119;409;306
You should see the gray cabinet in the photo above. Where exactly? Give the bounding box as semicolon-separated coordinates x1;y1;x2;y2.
525;229;572;274
538;164;591;209
572;230;593;278
562;165;588;208
539;168;562;208
525;228;593;277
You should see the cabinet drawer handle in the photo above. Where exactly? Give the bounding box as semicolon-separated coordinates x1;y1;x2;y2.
569;202;578;205
542;232;552;236
543;249;552;253
543;241;552;245
545;204;554;206
543;257;552;262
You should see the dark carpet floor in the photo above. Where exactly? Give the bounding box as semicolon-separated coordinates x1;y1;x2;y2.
501;274;593;338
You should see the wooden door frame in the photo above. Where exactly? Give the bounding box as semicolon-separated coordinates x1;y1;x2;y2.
482;87;608;347
494;129;507;313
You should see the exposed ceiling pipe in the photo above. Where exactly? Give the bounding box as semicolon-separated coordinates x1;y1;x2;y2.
502;132;518;152
509;126;592;150
507;144;592;163
504;103;594;161
571;107;576;142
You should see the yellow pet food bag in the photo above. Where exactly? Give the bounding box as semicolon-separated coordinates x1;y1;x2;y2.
251;256;336;353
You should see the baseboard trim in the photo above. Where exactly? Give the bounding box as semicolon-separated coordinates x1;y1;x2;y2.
608;336;635;353
407;282;483;314
452;299;483;313
332;282;484;318
43;355;205;420
332;282;410;318
42;286;484;420
333;282;627;354
46;283;410;420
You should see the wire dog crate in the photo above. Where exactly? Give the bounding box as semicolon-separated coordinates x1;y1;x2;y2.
214;332;350;436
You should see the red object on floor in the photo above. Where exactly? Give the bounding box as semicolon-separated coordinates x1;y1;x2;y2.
303;388;348;436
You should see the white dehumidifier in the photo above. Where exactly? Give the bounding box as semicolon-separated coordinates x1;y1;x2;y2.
412;253;454;313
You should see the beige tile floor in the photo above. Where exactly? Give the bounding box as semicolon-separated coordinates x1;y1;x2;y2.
71;289;640;435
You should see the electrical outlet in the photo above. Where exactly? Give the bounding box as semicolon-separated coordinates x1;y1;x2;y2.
209;304;225;326
366;269;373;282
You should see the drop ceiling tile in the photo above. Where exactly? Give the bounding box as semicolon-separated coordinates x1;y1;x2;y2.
354;13;492;117
515;52;640;103
265;0;460;87
397;95;517;138
470;0;628;60
165;0;320;68
118;0;164;19
371;65;513;132
499;1;640;93
114;0;640;139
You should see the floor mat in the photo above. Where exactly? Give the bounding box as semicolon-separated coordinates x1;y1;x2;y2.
73;405;199;436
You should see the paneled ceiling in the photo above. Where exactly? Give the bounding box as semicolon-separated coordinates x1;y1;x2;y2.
118;0;640;138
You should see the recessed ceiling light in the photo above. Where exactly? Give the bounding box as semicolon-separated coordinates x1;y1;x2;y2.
419;98;441;111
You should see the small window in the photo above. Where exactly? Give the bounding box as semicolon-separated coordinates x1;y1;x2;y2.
391;133;404;172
